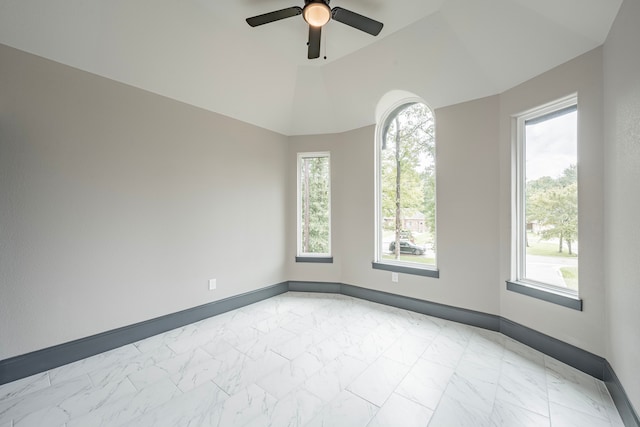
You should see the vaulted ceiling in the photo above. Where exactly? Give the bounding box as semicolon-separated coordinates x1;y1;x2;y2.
0;0;622;135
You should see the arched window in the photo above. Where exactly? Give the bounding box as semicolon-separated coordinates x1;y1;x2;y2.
374;100;438;277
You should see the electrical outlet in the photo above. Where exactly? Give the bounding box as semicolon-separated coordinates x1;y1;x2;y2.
208;279;217;290
391;272;399;283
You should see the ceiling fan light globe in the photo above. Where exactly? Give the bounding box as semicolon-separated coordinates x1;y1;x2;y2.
303;3;331;27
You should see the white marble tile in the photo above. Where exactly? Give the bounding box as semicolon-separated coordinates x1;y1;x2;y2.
502;337;546;372
466;329;505;359
257;352;324;399
48;345;141;385
344;329;398;364
212;348;288;395
13;377;136;427
88;344;174;387
280;313;323;335
200;338;235;358
549;402;614;427
395;358;454;410
341;318;380;338
443;372;497;414
134;324;199;354
127;347;213;389
236;327;298;360
373;318;409;342
271;328;328;360
596;380;626;426
218;324;263;348
438;322;474;345
303;355;368;403
2;293;626;427
165;326;225;355
420;334;467;368
171;356;223;393
382;332;431;367
190;313;228;332
490;399;550;427
254;312;302;334
306;390;378;427
546;357;610;420
0;373;50;403
320;327;362;349
244;387;324;427
428;394;492;427
126;380;228;427
347;356;411;407
495;360;548;417
0;376;92;425
316;316;352;337
244;297;296;316
305;336;350;365
66;377;180;427
212;384;277;427
456;353;501;383
208;309;255;332
396;312;442;341
367;393;433;427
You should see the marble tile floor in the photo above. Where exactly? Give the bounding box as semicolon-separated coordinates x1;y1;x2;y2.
0;292;625;427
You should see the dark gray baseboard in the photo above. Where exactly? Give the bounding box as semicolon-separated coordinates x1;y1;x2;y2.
290;282;636;425
605;361;640;427
344;283;501;331
288;281;342;293
0;282;288;385
499;318;605;379
289;281;500;331
1;280;637;427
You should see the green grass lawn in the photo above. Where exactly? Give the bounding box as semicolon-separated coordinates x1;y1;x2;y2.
382;254;436;265
560;267;579;291
526;234;578;258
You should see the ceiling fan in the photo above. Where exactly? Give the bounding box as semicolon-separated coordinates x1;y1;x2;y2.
246;0;383;59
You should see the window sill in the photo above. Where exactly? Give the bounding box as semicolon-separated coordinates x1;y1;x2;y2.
506;280;582;311
372;262;439;278
296;256;333;263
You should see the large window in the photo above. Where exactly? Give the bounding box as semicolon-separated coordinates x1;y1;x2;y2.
297;152;331;261
513;96;579;302
375;102;437;276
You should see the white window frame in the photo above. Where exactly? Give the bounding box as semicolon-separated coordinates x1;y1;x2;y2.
373;99;438;278
296;151;331;260
511;94;581;307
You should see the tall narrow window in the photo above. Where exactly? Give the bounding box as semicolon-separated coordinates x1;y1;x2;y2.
297;152;331;261
514;96;579;297
374;102;437;276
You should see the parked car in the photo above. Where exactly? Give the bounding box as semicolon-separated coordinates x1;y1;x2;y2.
389;240;424;255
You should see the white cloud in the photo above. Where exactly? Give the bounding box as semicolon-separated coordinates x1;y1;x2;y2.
525;111;577;181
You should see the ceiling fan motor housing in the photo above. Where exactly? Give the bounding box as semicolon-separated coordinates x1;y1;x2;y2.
303;0;332;27
246;0;382;59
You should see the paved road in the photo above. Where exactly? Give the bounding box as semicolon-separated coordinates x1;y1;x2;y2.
525;254;577;287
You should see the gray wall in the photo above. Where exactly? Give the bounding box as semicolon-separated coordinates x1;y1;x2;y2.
288;96;502;316
498;48;606;356
1;24;636;416
289;49;607;360
604;0;640;414
0;44;288;360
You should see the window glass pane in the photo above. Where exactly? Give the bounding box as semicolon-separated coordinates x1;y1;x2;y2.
299;154;330;255
523;106;578;291
379;103;436;267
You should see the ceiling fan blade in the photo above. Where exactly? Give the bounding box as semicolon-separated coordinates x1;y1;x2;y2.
246;6;302;27
308;26;321;59
331;7;383;36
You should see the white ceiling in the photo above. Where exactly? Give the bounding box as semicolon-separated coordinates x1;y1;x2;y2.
0;0;622;135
